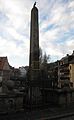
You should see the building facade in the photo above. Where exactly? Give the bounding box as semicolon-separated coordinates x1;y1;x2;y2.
0;57;10;92
47;51;74;88
58;51;74;88
47;62;58;88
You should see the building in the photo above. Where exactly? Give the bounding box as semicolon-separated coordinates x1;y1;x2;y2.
58;51;74;88
69;56;74;87
47;61;58;88
19;66;27;78
10;67;25;91
0;57;10;92
58;52;74;88
58;55;70;88
10;66;20;80
47;51;74;88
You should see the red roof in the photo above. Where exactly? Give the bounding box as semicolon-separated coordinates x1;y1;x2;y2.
0;57;7;70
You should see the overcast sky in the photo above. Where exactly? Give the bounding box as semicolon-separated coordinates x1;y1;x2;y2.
0;0;74;67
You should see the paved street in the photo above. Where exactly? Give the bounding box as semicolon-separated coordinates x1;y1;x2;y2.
0;106;74;120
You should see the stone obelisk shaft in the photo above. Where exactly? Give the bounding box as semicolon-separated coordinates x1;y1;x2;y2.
28;3;41;107
29;4;39;82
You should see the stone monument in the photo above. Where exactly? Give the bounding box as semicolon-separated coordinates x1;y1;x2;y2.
29;2;39;75
29;2;41;105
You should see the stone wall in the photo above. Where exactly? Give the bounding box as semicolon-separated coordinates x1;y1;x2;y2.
0;93;24;112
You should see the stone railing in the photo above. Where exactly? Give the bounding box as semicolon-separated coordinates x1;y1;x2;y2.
0;93;24;113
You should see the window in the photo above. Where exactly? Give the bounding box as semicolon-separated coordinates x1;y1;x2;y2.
0;71;2;75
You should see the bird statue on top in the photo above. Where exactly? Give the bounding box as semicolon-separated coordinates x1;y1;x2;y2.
33;2;36;7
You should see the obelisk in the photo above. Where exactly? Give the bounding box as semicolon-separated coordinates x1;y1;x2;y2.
29;2;39;82
29;2;41;105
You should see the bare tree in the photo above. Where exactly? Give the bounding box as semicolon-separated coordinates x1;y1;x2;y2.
39;47;50;82
39;47;50;69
